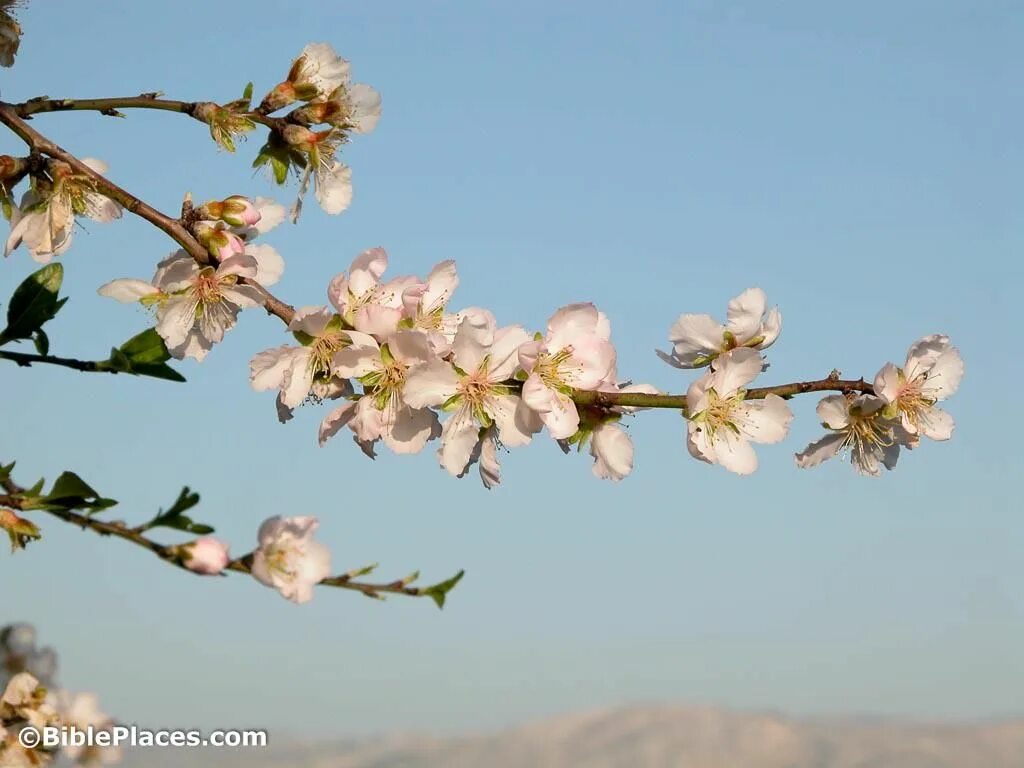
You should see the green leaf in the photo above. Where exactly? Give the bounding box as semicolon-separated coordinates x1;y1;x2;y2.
140;487;212;534
242;81;254;103
98;329;186;382
28;471;118;514
0;462;14;482
1;264;67;345
421;569;465;610
32;330;49;356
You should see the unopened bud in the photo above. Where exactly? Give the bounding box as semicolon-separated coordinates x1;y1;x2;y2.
199;195;261;228
195;223;245;261
280;124;319;151
179;537;231;575
258;81;298;114
0;154;27;181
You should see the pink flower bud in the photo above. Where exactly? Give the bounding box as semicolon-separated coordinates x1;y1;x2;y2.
181;537;230;575
220;195;261;227
196;223;246;261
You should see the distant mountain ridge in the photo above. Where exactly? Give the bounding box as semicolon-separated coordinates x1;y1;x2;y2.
124;704;1024;767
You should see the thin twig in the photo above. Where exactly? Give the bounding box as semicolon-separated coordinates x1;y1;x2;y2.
0;349;117;374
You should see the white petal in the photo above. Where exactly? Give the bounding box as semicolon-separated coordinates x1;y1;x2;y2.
315;161;353;215
438;407;480;476
246;243;285;286
97;278;159;303
816;395;851;428
733;394;792;445
383;405;440;454
920;406;955;441
451;310;496;374
488;325;532;381
923;347;964;400
712;429;759;475
794;433;845;468
348;83;382;133
488;394;541;447
710;347;763;396
591;423;634;481
668;313;725;366
280;353;315;408
873;362;902;404
403;360;461;408
725;287;767;343
250;345;306;391
318;402;357;446
155;296;197;349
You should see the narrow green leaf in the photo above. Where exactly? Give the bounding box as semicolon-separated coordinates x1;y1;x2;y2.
32;330;49;356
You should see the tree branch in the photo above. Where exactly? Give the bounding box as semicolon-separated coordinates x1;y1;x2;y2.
12;95;282;130
0;468;461;603
0;349;118;374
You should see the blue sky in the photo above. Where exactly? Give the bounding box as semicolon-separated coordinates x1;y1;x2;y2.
1;0;1020;738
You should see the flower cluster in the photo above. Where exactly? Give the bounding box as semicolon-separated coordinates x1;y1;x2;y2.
0;1;23;68
246;248;655;486
98;196;285;361
253;42;382;219
795;334;963;476
0;625;120;766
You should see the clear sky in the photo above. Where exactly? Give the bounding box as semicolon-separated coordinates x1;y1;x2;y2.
1;0;1020;739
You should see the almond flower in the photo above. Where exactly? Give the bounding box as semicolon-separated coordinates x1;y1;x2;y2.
795;393;908;477
259;42;351;113
324;330;440;454
249;306;355;419
873;334;963;441
685;348;792;475
283;125;354;218
5;159;122;263
251;516;332;604
290;80;382;134
400;259;461;354
404;310;542;477
49;690;121;765
519;303;617;439
99;251;268;361
659;287;782;369
327;247;417;336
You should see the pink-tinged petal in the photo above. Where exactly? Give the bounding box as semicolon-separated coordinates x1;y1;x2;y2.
348;246;388;296
216;253;259;279
97;278;159;303
153;251;197;289
725;287;767;343
538;392;580;440
517;339;544;373
710;348;763;396
168;330;213;363
403;360;461;408
873;362;902;404
546;303;601;350
401;282;428;317
354;303;403;337
920;407;955;441
566;336;616;390
667;313;725;367
608;382;662;413
156;296;198;349
315;403;356;444
289;305;333;335
196;298;238;344
733;394;792;445
279;351;315;408
421;260;459;311
712;429;759;475
438;407;480;476
251;345;305;391
816;395;852;429
488;325;532;381
591;423;634;481
315;161;353;215
451;310;496;373
794;433;845;469
388;330;434;365
923;347;963;400
291;540;332;604
250;197;286;234
384;406;441;454
488;394;541;447
350;397;384;442
245;243;285;286
521;373;559;414
476;431;502;489
327;272;350;314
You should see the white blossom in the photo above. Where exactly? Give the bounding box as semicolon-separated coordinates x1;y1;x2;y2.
251;516;332;604
874;334;963;441
659;287;781;369
685;348;792;475
795;393;910;477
